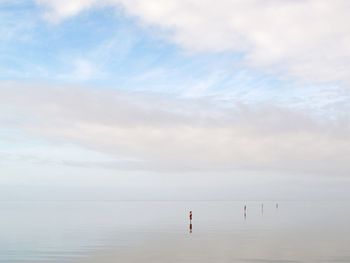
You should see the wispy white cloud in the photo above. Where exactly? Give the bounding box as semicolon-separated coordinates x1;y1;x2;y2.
1;81;349;175
56;57;103;81
36;0;350;85
35;0;98;23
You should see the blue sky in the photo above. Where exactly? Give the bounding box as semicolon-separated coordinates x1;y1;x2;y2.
1;0;350;200
0;1;304;97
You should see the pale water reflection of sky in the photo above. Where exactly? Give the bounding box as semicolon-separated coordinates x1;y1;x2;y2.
0;201;349;262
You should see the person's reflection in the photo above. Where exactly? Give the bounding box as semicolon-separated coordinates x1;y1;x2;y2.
189;222;193;233
244;211;246;220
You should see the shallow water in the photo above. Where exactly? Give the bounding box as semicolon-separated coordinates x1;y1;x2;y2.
0;201;349;262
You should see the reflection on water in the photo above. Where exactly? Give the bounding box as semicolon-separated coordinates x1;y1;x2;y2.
0;201;349;262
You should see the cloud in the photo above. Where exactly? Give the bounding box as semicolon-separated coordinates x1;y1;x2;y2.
35;0;98;22
36;0;350;85
1;81;349;175
57;58;103;81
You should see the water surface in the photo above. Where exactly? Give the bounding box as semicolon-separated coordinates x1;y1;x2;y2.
1;201;349;262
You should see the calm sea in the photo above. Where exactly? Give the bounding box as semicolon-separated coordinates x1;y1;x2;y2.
0;201;349;262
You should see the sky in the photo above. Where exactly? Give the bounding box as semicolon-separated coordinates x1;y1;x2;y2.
1;0;350;201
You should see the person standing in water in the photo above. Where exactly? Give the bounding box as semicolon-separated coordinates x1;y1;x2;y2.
189;211;193;233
